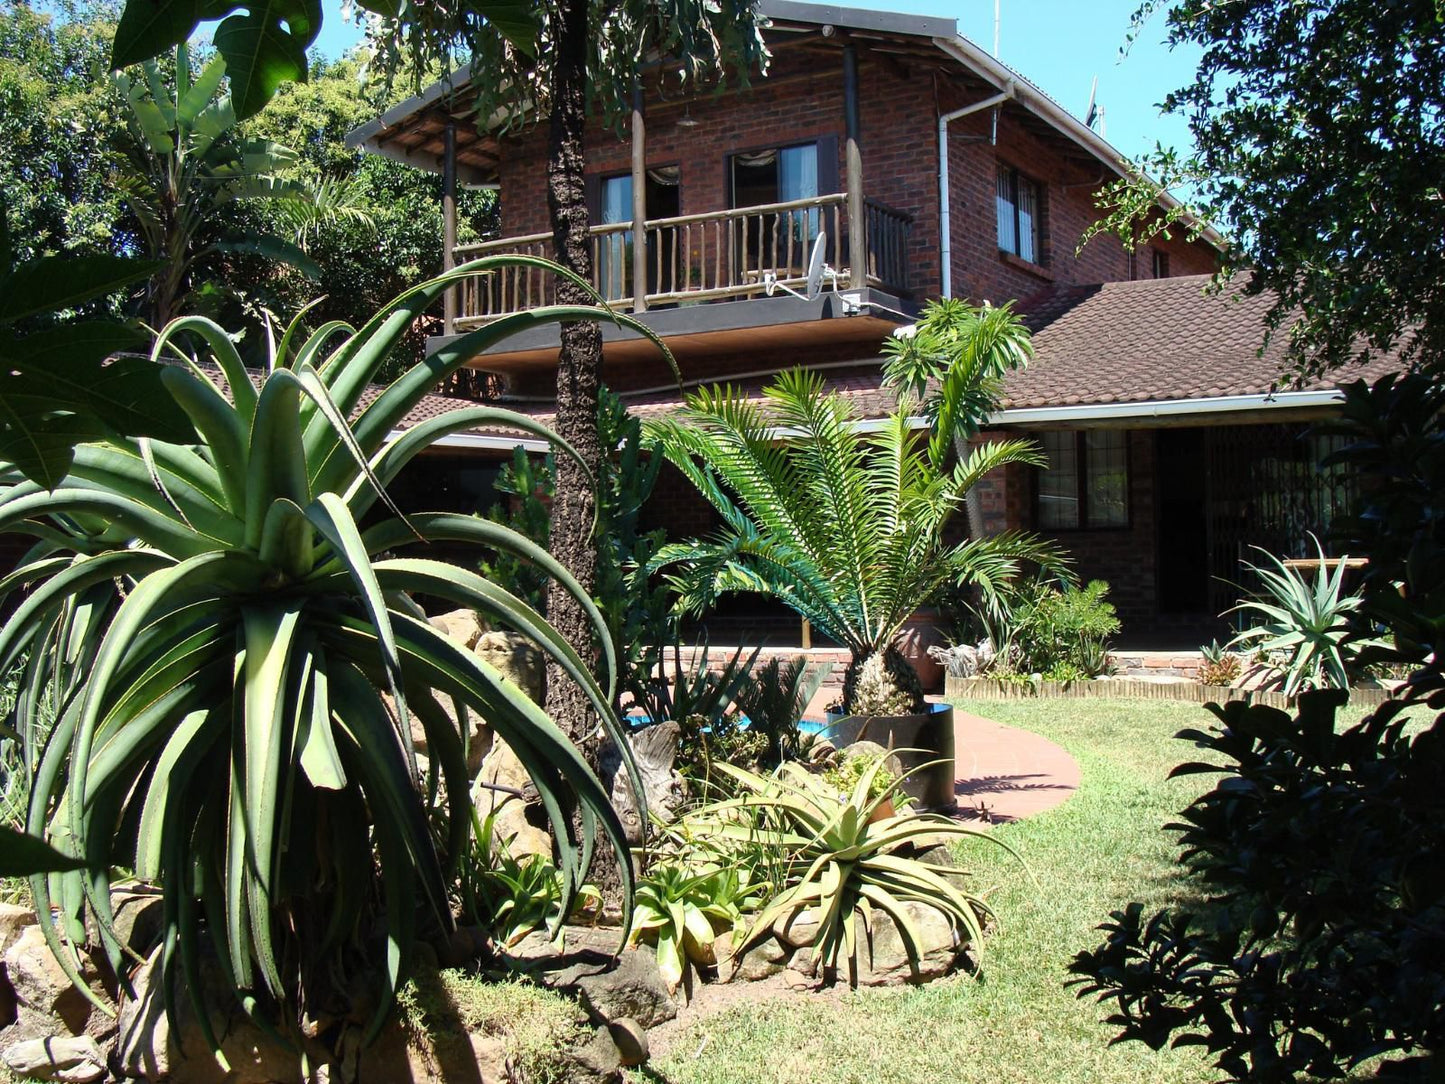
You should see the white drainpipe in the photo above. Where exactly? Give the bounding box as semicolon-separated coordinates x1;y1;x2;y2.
938;81;1014;299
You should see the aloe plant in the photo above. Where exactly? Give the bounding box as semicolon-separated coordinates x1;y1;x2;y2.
1227;536;1373;696
697;758;1008;985
0;258;663;1055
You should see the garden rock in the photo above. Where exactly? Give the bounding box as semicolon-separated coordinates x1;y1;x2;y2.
728;937;790;982
100;888;164;961
505;928;677;1028
1;1034;106;1082
430;607;485;650
0;904;35;955
116;946;324;1083
561;1025;625;1082
473;738;550;860
474;630;544;705
607;1017;648;1067
570;949;677;1028
773;909;821;949
598;721;687;845
858;902;960;986
3;925;103;1037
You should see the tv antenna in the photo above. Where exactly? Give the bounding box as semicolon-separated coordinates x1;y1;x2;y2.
763;232;838;300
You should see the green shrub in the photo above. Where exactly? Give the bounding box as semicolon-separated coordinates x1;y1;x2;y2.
986;576;1120;679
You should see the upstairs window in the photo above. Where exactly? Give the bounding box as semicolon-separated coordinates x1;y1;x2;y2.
996;166;1039;263
1151;247;1171;278
1036;430;1129;530
731;143;821;209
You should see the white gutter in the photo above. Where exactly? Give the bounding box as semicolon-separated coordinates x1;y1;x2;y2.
991;389;1345;426
765;389;1346;440
387;429;550;453
938;83;1014;298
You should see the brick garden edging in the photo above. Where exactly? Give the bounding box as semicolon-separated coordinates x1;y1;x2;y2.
944;675;1394;711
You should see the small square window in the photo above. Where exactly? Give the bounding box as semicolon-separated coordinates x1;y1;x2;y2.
996;166;1039;263
1035;430;1130;530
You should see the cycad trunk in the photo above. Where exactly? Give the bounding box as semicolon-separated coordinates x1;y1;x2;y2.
841;644;926;716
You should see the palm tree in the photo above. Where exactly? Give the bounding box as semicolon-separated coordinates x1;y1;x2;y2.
647;319;1065;713
111;46;328;326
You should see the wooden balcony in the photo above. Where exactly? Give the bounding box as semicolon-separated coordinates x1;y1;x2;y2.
448;193;912;331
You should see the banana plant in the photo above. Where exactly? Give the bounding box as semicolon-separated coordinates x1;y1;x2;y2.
112;45;326;326
0;257;666;1060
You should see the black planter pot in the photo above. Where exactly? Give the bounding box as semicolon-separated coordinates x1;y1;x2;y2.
823;703;957;812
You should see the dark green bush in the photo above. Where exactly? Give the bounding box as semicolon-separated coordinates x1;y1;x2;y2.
1069;375;1445;1081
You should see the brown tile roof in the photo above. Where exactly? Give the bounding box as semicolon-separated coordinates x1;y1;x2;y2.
1005;274;1403;409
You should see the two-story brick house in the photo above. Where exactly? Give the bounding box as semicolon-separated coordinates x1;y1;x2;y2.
347;0;1399;646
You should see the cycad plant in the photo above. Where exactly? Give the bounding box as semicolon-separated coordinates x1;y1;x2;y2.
0;258;657;1057
647;302;1062;713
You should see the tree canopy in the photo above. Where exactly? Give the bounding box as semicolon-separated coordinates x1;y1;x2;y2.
1086;0;1445;379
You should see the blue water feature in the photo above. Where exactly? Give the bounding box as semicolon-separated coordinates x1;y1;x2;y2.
624;713;835;737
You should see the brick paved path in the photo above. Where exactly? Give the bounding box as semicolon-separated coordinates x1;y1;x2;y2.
950;707;1080;823
801;689;1081;824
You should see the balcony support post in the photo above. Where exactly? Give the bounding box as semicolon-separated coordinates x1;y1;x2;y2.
843;43;866;290
631;84;648;313
442;119;458;335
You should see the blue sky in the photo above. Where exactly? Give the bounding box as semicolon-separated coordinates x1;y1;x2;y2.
307;0;1200;163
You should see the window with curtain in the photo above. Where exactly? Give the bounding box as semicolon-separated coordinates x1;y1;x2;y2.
996;166;1040;263
598;173;632;301
1036;430;1129;530
731;142;821;241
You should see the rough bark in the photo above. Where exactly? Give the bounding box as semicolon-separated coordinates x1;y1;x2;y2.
543;0;605;748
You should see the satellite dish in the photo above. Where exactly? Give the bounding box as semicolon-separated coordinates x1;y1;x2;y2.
762;232;833;301
804;232;827;300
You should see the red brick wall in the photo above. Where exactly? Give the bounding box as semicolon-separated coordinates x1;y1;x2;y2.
492;48;1218;302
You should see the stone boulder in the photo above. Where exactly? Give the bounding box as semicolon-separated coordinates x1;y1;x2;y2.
473;738;550;860
2;924;104;1038
0;903;35;956
1;1034;106;1083
598;721;687;845
503;927;678;1029
474;630;544;706
856;901;962;986
430;607;486;651
116;946;327;1084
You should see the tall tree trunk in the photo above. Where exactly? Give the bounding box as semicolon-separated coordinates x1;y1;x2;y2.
543;0;603;744
544;0;628;902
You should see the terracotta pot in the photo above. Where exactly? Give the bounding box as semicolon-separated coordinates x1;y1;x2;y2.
824;704;957;812
865;797;897;824
894;610;945;692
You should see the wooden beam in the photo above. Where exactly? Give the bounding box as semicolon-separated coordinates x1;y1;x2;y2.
442;120;458;335
631;85;648;313
843;43;866;290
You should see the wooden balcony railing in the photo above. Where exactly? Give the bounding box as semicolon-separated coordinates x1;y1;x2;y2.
449;192;912;330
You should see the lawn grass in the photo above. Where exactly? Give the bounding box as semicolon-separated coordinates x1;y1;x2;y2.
633;697;1241;1084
